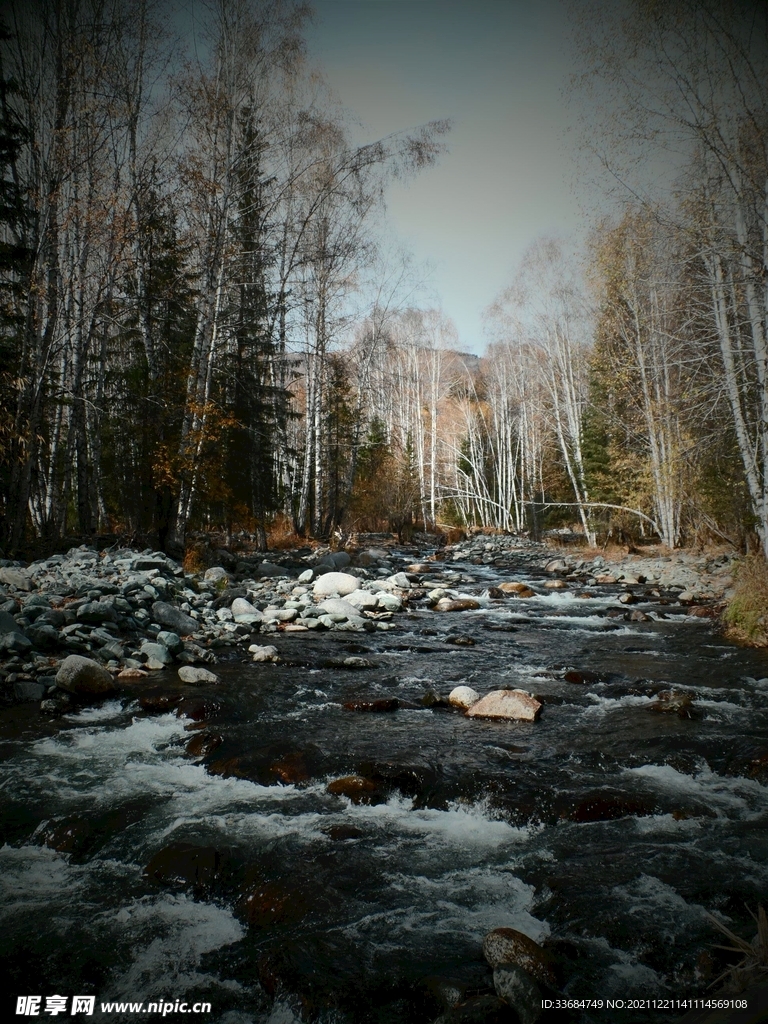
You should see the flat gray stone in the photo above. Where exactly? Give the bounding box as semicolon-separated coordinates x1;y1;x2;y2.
178;665;220;685
0;567;32;591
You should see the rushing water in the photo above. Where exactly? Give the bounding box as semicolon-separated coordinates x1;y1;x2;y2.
1;555;768;1024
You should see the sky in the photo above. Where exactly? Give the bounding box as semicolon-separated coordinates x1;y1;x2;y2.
306;0;582;354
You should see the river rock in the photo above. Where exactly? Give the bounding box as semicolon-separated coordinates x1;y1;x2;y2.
249;644;279;662
465;690;541;722
140;641;173;668
151;601;198;636
203;567;229;583
156;630;183;653
0;630;32;654
544;558;567;573
231;597;263;622
376;592;403;612
498;582;535;598
56;655;117;697
317;598;364;620
435;598;481;612
26;623;59;648
343;589;379;611
256;561;288;578
449;685;481;710
493;965;542;1024
0;609;20;634
544;579;568;590
144;842;223;889
0;567;32;591
327;775;379;803
313;572;360;597
178;665;220;685
77;601;116;623
648;690;694;717
482;927;556;987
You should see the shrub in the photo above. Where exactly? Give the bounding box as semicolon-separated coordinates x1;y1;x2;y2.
722;555;768;645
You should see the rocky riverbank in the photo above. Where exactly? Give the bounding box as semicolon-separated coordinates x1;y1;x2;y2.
0;533;735;712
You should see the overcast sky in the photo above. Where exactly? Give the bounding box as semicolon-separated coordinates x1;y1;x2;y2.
306;0;582;354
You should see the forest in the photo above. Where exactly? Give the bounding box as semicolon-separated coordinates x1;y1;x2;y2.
0;0;767;559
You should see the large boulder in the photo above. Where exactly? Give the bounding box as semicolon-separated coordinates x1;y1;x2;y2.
313;572;360;597
465;690;542;722
56;655;117;697
151;601;198;636
0;567;32;591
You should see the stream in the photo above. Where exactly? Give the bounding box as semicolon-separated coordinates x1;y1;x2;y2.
1;551;767;1024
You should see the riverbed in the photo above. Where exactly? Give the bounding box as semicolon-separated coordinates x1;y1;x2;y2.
1;547;767;1024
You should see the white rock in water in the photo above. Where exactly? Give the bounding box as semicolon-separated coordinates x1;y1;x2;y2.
376;592;402;612
343;589;379;610
449;685;481;709
313;572;360;597
465;689;541;722
249;644;279;662
178;665;220;684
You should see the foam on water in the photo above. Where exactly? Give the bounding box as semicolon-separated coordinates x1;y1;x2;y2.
625;763;768;817
100;893;246;1000
611;874;709;943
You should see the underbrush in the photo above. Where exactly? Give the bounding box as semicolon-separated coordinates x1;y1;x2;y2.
722;555;768;646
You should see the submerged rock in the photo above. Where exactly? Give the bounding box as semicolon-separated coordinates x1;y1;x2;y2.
465;689;541;722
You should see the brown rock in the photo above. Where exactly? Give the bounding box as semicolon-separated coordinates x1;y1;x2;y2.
465;689;541;722
176;696;221;721
435;598;481;612
498;582;535;597
185;731;223;758
139;693;182;713
144;842;223;889
648;690;694;717
343;698;400;712
270;751;311;784
595;574;618;584
117;668;148;680
327;775;378;803
238;881;307;927
544;579;568;590
563;670;599;685
569;794;655;823
482;927;556;987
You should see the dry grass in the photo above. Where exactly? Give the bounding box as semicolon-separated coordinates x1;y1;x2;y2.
722;555;768;646
706;906;768;992
266;514;312;551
